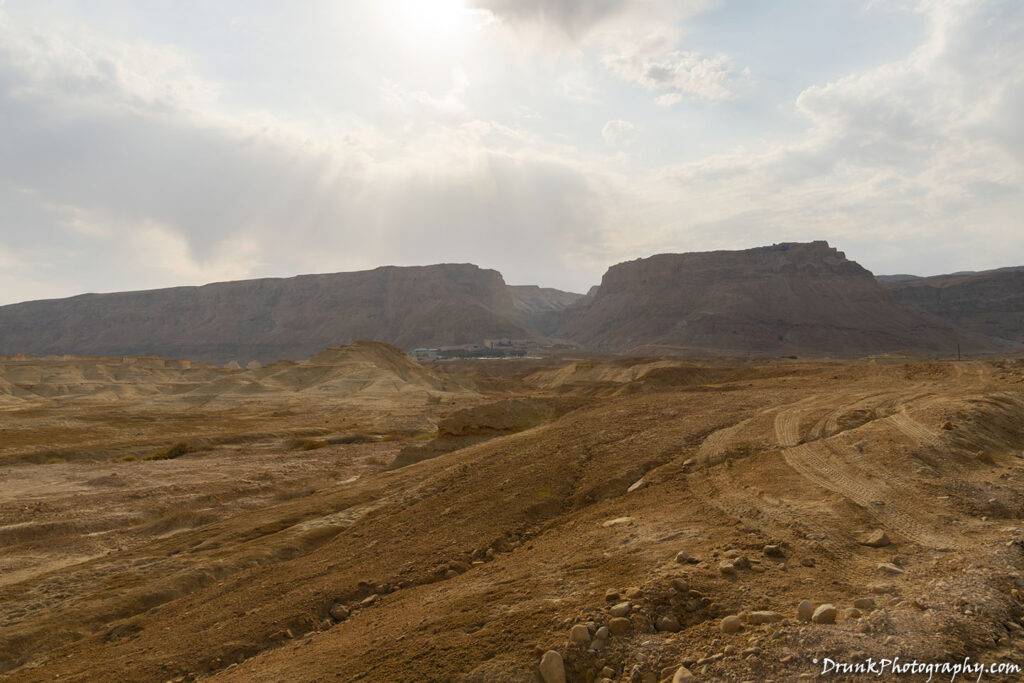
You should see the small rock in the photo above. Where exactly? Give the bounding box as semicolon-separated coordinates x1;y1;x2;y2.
595;626;609;640
800;557;816;567
675;551;699;564
672;666;695;682
732;555;751;570
877;562;904;575
859;530;892;548
329;603;350;621
719;561;738;578
625;587;643;599
603;517;633;528
797;600;815;622
360;594;378;607
569;624;590;646
605;589;620;603
720;615;743;634
763;544;785;558
745;610;782;625
608;617;632;636
846;608;862;620
671;577;690;593
627;478;645;493
538;650;565;683
853;597;876;610
811;604;837;624
656;615;681;632
609;602;632;618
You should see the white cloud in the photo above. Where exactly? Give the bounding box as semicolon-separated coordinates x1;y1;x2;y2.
601;119;639;146
0;0;1022;306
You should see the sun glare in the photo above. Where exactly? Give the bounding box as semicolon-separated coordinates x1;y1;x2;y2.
391;0;478;40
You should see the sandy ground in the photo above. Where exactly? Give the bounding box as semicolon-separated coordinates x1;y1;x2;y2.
2;352;1024;681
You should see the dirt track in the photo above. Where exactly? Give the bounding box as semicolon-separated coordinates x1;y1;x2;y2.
2;353;1024;681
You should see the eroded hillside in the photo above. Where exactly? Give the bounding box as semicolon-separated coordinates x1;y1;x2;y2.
2;352;1024;681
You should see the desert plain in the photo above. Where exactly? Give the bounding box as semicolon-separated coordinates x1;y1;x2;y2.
2;344;1024;681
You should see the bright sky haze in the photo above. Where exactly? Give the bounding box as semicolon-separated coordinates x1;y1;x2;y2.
1;0;1022;303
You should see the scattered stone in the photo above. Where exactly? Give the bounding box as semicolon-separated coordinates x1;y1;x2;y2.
359;594;379;607
625;587;643;599
605;589;620;603
595;626;609;641
846;608;862;620
732;555;751;570
800;557;816;567
656;615;681;632
608;617;632;636
794;598;811;626
859;530;892;548
329;603;350;621
719;561;738;578
854;597;876;610
941;420;954;430
877;563;904;576
610;602;632;618
671;577;690;593
869;583;898;594
603;517;633;528
763;544;785;558
720;615;743;634
538;650;566;683
569;624;590;646
745;611;782;625
812;604;837;624
627;478;645;493
672;666;695;682
675;551;699;564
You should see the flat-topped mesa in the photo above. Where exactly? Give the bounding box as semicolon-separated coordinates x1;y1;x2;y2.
0;264;535;364
559;241;986;356
597;241;868;292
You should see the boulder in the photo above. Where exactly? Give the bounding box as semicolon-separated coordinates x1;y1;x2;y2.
538;650;565;683
608;617;632;636
720;615;743;634
811;604;837;624
859;530;892;547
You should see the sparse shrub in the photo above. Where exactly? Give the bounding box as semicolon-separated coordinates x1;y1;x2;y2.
286;437;327;451
147;442;197;461
325;433;374;445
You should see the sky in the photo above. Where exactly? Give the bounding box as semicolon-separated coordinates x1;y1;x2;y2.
0;0;1021;304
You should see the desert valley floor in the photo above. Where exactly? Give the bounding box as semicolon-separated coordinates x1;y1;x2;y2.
2;344;1024;681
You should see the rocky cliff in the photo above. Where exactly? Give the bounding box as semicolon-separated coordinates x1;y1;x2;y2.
879;267;1024;347
558;241;987;356
0;264;534;363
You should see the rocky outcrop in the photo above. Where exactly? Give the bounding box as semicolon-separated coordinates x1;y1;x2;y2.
507;285;583;336
879;267;1024;348
0;264;534;363
557;242;986;356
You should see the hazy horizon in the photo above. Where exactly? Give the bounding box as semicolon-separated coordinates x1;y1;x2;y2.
2;0;1022;305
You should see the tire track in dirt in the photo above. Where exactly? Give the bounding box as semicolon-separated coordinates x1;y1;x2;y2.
782;441;956;549
696;418;753;462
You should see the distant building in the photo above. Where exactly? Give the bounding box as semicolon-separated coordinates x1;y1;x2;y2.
411;348;439;361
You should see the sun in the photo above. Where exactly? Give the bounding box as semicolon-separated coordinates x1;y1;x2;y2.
391;0;478;39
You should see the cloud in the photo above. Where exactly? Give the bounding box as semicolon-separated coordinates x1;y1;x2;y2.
477;0;738;104
603;47;742;103
595;0;1024;273
601;119;639;146
0;7;614;302
0;0;1022;307
471;0;631;40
